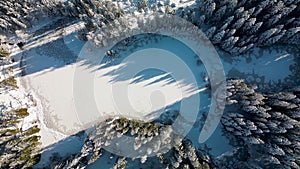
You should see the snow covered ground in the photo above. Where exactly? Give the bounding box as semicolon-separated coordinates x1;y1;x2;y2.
0;1;298;169
15;31;295;159
18;32;207;137
1;0;296;166
223;48;294;87
3;22;293;167
0;61;37;131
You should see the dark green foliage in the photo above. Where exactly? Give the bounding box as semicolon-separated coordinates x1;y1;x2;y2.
0;108;41;168
0;49;10;56
0;77;18;88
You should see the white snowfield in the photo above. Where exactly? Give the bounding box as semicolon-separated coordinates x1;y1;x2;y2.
75;49;202;123
18;22;219;145
18;34;294;150
12;20;294;152
0;1;297;168
0;59;66;147
0;1;295;163
19;47;204;135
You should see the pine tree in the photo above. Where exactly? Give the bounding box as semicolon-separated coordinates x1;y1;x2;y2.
231;18;246;30
201;0;216;18
197;15;206;27
211;30;225;44
205;26;216;39
225;28;236;38
249;21;263;34
263;30;286;45
220;36;239;50
242;18;256;32
258;28;278;44
226;0;238;13
213;5;227;22
265;13;282;27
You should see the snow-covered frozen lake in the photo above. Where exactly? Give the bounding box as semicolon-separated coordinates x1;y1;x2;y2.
18;33;294;157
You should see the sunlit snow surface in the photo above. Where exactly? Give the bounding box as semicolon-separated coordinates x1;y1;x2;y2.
19;33;294;158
